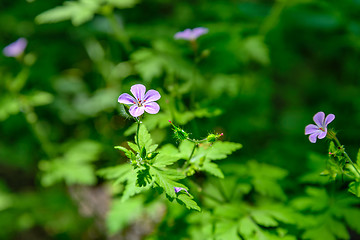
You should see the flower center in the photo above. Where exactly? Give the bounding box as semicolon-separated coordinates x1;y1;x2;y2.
319;127;325;132
136;99;146;107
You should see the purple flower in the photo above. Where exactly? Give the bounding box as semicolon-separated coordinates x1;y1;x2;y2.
118;84;161;117
174;27;208;41
174;187;190;195
305;111;335;143
3;38;27;57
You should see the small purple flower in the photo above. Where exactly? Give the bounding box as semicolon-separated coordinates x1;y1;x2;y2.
3;38;27;57
174;187;190;195
174;27;208;41
118;84;161;117
305;111;335;143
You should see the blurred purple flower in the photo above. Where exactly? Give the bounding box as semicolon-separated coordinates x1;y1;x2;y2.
3;38;27;57
174;187;190;195
174;27;208;41
118;84;161;117
305;111;335;143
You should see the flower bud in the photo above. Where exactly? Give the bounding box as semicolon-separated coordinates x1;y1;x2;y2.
169;120;189;141
206;133;223;143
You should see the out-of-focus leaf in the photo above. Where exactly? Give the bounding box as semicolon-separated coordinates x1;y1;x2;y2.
106;197;144;235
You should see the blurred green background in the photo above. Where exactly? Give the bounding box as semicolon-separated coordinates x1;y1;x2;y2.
2;0;360;239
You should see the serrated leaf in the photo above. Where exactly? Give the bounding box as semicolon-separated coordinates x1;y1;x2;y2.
200;160;224;178
153;152;182;168
122;170;146;202
137;124;152;152
177;194;201;211
357;148;360;168
150;166;186;199
114;146;134;159
206;141;242;161
127;142;139;152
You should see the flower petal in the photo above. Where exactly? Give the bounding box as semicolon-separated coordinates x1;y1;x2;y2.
3;38;27;57
324;114;335;127
318;130;327;139
118;93;136;105
129;105;145;117
174;29;192;40
313;112;325;127
144;102;160;114
309;131;321;143
144;90;161;103
191;27;208;39
305;124;319;135
130;84;146;101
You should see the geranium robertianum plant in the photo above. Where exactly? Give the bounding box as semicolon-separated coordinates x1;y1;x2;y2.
305;111;360;197
98;84;241;211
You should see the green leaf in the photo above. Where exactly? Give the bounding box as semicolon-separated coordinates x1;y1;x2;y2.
243;35;270;65
136;166;152;187
106;0;139;9
357;148;360;168
114;146;134;160
106;197;144;235
177;194;201;211
137;124;153;152
26;91;54;107
238;217;258;238
251;211;278;227
153;152;182;168
39;140;102;186
97;164;132;181
215;220;240;240
127;142;139;152
64;140;102;163
348;181;360;197
302;224;336;240
205;141;242;161
200;160;224;178
35;0;100;26
0;95;20;121
343;208;360;234
150;167;184;198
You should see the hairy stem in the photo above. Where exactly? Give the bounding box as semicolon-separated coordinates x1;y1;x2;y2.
332;137;360;177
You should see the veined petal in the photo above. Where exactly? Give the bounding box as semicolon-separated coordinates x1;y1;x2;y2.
318;130;327;139
313;112;325;127
144;102;160;114
129;105;145;117
309;132;321;143
118;93;136;105
144;90;161;103
324;114;335;127
131;84;146;101
305;124;319;135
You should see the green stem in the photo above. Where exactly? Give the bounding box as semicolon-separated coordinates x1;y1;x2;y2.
183;143;198;170
186;137;207;144
332;137;360;177
136;119;141;151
